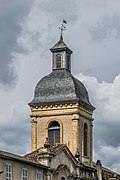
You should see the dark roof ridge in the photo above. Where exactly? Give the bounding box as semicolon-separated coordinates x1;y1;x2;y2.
102;166;120;176
23;147;43;157
0;149;47;169
0;150;22;158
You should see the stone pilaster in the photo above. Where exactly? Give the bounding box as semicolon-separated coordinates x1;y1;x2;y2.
72;114;80;155
90;120;93;164
31;118;37;151
96;160;102;180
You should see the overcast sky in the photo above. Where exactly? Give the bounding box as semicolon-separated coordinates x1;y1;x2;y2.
0;0;120;173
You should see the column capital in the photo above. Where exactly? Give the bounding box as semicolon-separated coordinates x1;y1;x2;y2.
72;114;80;120
31;118;37;124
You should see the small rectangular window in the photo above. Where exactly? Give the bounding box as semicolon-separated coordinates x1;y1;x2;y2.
36;172;41;180
56;54;61;69
5;164;12;180
22;168;28;180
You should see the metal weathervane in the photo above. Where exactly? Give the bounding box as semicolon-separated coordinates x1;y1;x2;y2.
59;19;67;40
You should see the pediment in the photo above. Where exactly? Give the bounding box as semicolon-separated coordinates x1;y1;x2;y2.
50;146;78;173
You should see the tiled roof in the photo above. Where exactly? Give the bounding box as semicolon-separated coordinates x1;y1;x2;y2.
24;144;78;165
29;69;94;110
50;38;72;53
0;150;47;169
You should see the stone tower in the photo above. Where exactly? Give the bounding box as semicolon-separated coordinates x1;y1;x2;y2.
29;35;95;164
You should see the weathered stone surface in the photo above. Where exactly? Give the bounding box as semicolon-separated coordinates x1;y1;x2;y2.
29;69;92;107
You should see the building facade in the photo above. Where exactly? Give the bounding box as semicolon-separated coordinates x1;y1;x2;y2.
28;34;120;179
0;150;47;180
0;30;119;179
29;34;95;165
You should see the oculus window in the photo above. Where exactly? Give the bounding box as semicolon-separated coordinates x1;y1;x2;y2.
61;177;66;180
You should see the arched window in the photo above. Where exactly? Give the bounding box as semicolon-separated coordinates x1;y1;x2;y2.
61;177;65;180
48;121;60;146
84;123;88;156
56;54;61;69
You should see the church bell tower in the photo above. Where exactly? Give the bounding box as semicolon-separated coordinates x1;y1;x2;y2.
29;33;95;164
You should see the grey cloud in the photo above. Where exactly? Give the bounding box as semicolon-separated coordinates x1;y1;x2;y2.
0;0;120;172
17;0;79;53
94;122;120;147
95;144;120;172
0;99;31;154
0;122;30;154
90;14;120;42
76;73;120;172
0;0;33;87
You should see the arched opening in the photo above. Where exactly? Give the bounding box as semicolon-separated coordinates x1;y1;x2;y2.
61;177;65;180
56;54;61;69
84;123;88;156
48;121;60;146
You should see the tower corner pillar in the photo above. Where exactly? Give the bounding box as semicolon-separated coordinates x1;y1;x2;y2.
72;114;80;155
31;117;37;151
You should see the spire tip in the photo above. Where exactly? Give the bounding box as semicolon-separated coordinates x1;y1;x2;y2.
59;19;67;41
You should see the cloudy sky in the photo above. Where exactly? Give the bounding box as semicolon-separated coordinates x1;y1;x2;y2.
0;0;120;173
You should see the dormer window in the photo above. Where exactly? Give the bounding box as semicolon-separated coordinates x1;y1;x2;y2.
56;54;61;69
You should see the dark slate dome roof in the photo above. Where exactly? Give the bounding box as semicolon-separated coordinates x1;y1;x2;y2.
29;69;91;106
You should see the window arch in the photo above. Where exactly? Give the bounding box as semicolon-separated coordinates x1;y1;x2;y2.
61;177;65;180
48;121;60;146
84;123;88;156
56;54;61;69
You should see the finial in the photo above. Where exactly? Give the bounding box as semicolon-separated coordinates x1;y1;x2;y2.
59;19;67;41
75;148;80;159
44;137;50;149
